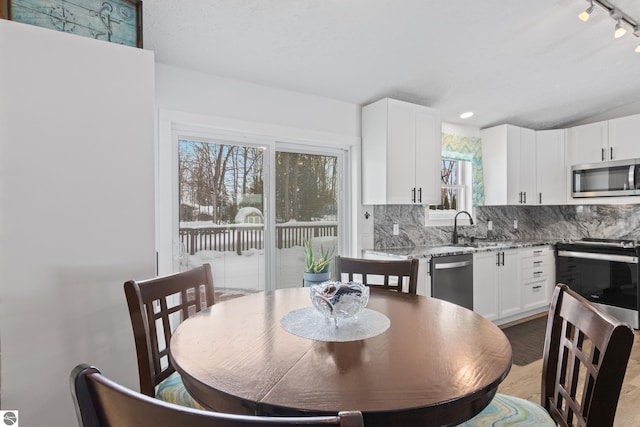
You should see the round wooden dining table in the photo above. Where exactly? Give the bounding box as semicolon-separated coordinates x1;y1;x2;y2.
170;287;512;427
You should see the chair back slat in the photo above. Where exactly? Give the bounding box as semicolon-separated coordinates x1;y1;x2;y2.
542;284;634;427
124;264;215;396
335;256;419;294
70;364;364;427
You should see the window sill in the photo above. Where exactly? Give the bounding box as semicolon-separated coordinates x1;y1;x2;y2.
424;209;473;227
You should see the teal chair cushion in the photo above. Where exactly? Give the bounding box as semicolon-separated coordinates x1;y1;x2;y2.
457;393;556;426
155;371;204;409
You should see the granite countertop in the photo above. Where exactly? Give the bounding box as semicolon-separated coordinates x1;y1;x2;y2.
364;240;555;259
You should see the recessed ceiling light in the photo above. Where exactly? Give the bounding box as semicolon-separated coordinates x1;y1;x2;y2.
460;112;474;119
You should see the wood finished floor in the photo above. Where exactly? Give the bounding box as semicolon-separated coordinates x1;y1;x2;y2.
499;315;640;427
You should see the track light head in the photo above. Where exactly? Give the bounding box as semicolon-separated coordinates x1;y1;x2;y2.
579;1;595;22
614;18;627;38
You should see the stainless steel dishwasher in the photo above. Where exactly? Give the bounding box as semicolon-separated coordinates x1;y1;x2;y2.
430;253;473;310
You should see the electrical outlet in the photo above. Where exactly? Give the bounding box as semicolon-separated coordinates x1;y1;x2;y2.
393;224;399;235
487;220;493;231
513;219;518;229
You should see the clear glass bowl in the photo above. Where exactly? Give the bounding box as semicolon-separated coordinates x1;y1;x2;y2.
309;281;369;327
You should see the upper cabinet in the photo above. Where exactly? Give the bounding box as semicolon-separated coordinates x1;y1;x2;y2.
481;124;536;205
482;125;565;206
362;98;441;205
535;129;566;205
566;115;640;166
566;121;609;165
608;114;640;161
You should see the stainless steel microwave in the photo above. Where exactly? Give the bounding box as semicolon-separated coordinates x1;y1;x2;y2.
572;158;640;198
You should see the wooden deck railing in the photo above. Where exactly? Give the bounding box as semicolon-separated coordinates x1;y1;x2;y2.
180;223;338;255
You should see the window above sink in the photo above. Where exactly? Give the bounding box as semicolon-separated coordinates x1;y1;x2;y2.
426;158;473;226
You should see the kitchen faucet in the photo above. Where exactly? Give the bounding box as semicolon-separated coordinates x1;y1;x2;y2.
452;210;474;244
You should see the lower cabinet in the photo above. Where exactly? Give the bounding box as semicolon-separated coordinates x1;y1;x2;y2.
520;246;555;310
473;250;520;321
522;279;548;310
473;252;500;321
498;250;522;318
474;246;555;324
419;257;432;297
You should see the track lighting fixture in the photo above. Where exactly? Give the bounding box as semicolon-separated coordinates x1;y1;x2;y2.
578;1;595;22
578;0;640;52
614;18;627;38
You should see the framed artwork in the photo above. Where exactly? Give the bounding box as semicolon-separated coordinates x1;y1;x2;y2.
3;0;142;48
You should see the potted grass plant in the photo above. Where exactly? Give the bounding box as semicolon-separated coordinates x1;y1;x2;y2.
303;239;333;286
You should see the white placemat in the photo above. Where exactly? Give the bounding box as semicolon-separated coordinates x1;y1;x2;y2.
280;306;390;342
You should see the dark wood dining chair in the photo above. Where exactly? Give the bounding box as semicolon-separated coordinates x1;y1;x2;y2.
124;264;215;408
334;256;419;294
71;364;364;427
459;283;634;427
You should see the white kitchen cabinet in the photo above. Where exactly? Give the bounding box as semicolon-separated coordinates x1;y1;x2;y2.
520;246;555;311
566;121;609;165
608;114;640;161
535;129;566;205
481;124;536;205
419;257;432;297
473;251;500;321
497;250;521;318
473;249;520;320
362;98;441;205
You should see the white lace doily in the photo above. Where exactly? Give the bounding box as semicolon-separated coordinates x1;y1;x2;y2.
280;307;390;342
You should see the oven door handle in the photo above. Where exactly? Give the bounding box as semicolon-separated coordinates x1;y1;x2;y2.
558;250;638;264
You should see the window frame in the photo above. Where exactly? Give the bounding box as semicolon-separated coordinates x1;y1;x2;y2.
425;157;473;226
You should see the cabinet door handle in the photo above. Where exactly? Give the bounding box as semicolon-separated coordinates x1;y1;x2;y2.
611;146;614;160
534;271;543;275
533;285;542;290
496;253;501;266
418;187;422;203
518;192;522;204
500;252;505;266
533;250;543;254
411;187;416;203
602;147;606;161
523;192;526;204
534;260;543;265
539;193;542;204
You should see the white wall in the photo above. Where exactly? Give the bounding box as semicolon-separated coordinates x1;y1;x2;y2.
0;20;156;426
155;63;361;138
442;122;480;138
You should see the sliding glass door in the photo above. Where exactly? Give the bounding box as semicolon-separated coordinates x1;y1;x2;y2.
178;138;266;297
274;150;340;289
174;137;345;294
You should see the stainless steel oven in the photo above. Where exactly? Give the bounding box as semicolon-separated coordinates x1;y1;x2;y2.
556;238;639;328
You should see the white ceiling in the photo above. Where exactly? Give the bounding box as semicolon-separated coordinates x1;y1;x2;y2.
143;0;640;130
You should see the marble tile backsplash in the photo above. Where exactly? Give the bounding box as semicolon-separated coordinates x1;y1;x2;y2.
373;204;640;249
